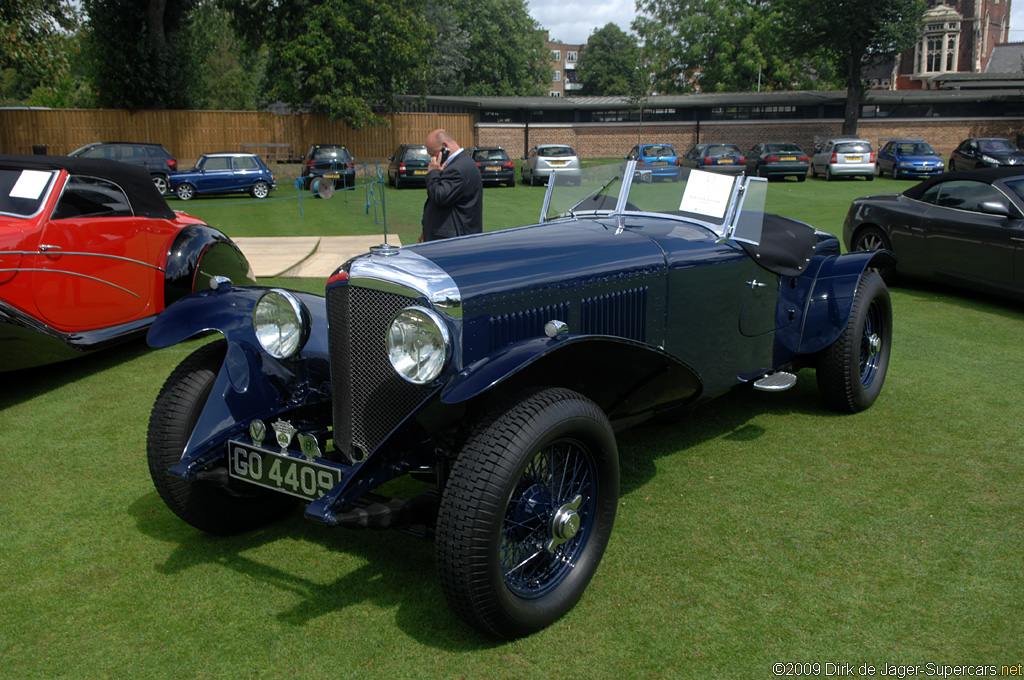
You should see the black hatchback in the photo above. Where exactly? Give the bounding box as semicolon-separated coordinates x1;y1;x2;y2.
301;144;355;191
469;147;515;187
387;144;430;189
68;141;178;194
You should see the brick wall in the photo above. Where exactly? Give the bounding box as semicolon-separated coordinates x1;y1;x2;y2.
477;118;1024;159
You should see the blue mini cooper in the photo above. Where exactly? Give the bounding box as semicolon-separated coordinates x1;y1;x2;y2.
146;161;895;639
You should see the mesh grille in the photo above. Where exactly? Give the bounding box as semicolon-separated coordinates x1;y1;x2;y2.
581;287;647;342
328;285;433;460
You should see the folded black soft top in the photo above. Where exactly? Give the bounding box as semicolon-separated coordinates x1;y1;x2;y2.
0;154;176;220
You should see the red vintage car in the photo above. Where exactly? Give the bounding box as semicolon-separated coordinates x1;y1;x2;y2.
0;154;255;372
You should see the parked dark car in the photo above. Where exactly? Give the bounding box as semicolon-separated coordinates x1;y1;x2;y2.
948;137;1024;170
170;153;276;201
875;139;945;179
625;143;681;180
68;141;177;195
387;144;430;189
0;154;255;372
746;142;809;181
301;144;355;193
844;167;1024;300
468;147;515;187
681;143;746;176
521;144;582;186
145;161;893;640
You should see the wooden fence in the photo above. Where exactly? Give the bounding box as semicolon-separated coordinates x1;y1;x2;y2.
0;109;475;163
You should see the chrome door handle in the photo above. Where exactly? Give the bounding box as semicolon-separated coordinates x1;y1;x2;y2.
39;244;62;251
746;279;767;288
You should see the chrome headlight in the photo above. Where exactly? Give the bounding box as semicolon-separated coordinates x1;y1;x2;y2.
386;307;450;384
253;289;310;359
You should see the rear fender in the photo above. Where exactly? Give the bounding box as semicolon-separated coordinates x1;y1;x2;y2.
147;285;331;481
788;250;895;356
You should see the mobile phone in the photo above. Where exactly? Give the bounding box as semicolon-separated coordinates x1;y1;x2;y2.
439;146;451;164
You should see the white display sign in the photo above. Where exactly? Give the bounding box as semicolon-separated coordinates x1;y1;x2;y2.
678;169;734;219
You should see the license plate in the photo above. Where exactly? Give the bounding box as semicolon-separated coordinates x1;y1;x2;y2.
846;156;862;162
413;170;427;175
228;441;342;501
780;156;797;161
325;173;340;179
717;159;734;164
486;166;502;171
549;161;568;167
653;161;668;166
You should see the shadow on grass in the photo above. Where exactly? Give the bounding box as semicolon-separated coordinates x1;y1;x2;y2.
889;277;1024;319
127;490;502;651
0;337;152;409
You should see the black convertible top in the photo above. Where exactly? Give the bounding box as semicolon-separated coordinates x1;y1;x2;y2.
902;166;1024;200
0;154;176;219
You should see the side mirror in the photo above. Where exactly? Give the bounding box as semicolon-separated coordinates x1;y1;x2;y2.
978;200;1011;217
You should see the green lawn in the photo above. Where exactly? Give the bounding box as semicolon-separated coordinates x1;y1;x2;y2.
2;172;1021;679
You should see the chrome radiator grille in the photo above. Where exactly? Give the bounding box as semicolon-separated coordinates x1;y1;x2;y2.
328;285;433;460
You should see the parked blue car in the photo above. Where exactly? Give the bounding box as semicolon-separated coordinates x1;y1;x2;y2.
145;161;894;639
875;139;945;179
170;152;276;200
625;143;681;180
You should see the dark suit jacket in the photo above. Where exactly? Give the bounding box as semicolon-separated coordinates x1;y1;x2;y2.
422;149;483;242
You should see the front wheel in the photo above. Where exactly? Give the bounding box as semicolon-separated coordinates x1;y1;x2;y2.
436;387;619;639
817;271;892;413
147;341;296;534
175;183;195;201
250;181;270;199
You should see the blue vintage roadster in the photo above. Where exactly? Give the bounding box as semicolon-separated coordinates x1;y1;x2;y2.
146;161;894;638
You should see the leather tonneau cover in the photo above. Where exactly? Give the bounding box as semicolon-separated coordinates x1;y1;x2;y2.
737;213;818;277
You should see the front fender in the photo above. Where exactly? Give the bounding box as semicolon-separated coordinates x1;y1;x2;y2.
147;285;331;481
793;250;895;356
441;334;703;420
163;225;257;308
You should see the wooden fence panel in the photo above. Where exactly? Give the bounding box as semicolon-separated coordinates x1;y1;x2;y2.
0;109;476;163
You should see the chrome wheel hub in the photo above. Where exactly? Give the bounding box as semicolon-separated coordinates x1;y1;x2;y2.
867;332;881;356
546;494;583;553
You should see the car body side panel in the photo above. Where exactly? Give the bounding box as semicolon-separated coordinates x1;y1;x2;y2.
921;206;1020;289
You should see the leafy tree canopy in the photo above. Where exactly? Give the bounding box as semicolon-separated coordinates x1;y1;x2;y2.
575;23;641;96
0;0;90;106
224;0;432;128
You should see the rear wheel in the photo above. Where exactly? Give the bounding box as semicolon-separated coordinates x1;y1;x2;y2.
825;166;834;181
436;388;619;639
251;181;270;199
817;271;892;413
852;226;896;284
147;341;296;534
152;174;169;194
875;164;884;178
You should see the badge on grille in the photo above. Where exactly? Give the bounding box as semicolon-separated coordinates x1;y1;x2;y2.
249;419;267;446
297;433;321;460
272;419;296;452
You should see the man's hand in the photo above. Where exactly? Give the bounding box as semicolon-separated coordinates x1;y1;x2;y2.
428;154;443;172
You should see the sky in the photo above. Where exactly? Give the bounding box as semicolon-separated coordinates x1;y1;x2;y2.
531;0;1024;51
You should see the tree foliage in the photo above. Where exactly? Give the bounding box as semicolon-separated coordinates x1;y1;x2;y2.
775;0;926;133
0;0;91;106
575;23;641;96
223;0;432;128
422;0;547;96
187;1;267;110
634;0;840;94
83;0;201;109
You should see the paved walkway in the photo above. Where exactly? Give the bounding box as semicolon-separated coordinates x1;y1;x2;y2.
232;235;403;278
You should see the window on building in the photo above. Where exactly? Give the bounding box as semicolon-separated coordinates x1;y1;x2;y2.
551;50;561;61
550;91;561;97
567;51;578;62
553;70;561;82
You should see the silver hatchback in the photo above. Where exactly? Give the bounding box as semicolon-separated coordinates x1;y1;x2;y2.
521;144;582;186
811;138;875;181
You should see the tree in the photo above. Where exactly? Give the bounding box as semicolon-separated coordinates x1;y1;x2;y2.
776;0;926;134
0;0;90;106
424;1;471;96
224;0;432;129
575;23;640;96
633;0;837;94
83;0;201;109
186;0;266;110
424;0;547;96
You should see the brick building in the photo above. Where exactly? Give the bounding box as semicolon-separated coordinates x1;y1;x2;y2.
543;34;585;97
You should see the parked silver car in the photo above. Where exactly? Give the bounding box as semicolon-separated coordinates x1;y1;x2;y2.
811;138;875;181
521;144;582;186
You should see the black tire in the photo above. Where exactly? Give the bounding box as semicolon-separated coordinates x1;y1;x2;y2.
811;163;818;178
436;387;619;639
851;226;896;284
817;271;892;413
152;174;169;194
865;172;874;181
175;183;195;201
796;173;806;182
395;174;404;190
892;166;900;180
250;180;270;199
825;166;834;181
875;164;884;178
147;341;296;535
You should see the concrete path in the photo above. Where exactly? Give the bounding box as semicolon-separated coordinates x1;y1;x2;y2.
232;235;403;278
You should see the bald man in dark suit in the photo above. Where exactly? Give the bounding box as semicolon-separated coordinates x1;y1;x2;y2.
420;129;483;242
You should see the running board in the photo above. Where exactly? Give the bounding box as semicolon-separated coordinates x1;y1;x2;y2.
753;371;797;392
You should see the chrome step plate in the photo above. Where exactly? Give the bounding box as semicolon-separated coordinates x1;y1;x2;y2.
753;371;797;392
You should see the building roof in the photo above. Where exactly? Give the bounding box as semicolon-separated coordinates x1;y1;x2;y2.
985;42;1024;73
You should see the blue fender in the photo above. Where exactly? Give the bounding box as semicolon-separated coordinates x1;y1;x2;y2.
440;333;703;419
791;250;895;356
147;285;331;481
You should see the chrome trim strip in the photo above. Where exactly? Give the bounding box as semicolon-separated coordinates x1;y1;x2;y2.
7;250;164;270
3;268;143;298
347;249;462;317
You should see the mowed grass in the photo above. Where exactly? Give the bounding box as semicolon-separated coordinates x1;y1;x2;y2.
2;171;1022;679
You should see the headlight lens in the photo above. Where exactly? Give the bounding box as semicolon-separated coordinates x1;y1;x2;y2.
386;307;450;384
253;289;309;359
